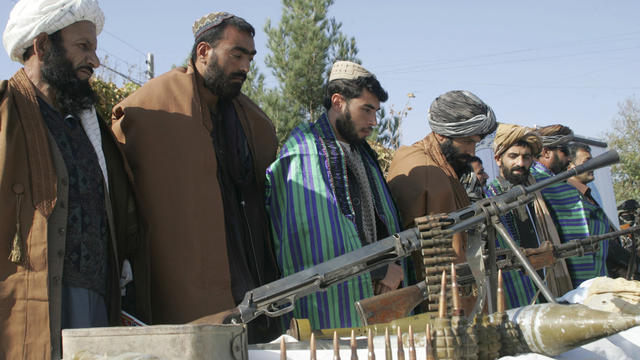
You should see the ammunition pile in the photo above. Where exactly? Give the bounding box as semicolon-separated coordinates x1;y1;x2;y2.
283;265;640;359
417;215;456;313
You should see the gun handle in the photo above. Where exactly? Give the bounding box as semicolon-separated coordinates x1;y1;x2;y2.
524;241;555;270
190;308;241;325
355;283;426;325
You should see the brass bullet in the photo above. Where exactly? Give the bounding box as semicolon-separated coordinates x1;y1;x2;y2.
397;326;405;360
368;328;375;360
425;323;434;360
497;269;505;314
280;336;286;360
351;329;358;360
438;270;447;319
408;325;416;360
310;332;316;360
384;327;392;360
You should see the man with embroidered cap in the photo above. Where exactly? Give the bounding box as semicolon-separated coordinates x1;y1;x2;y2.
265;60;404;330
531;125;608;287
387;90;496;295
1;0;147;358
111;12;280;342
485;124;573;308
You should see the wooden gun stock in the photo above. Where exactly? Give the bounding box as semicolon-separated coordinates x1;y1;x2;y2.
190;308;240;325
355;281;428;325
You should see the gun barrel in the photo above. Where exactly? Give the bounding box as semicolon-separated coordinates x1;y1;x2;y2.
445;150;619;233
555;225;640;254
237;227;422;323
527;149;619;194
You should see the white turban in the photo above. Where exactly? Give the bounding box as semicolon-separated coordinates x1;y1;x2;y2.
3;0;105;63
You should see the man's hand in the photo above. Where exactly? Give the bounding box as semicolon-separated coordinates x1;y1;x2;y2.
374;262;404;295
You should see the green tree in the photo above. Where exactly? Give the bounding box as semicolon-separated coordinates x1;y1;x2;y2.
91;78;140;124
605;96;640;202
372;93;415;150
261;0;359;143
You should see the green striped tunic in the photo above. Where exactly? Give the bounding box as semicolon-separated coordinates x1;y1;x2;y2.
531;162;608;287
265;114;402;329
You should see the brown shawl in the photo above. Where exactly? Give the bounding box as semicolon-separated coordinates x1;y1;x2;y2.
387;132;470;263
111;64;277;324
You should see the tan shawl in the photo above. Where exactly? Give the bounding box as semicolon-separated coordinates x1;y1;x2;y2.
387;133;470;263
111;64;277;324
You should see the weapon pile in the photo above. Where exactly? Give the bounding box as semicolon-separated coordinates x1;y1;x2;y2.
284;267;640;359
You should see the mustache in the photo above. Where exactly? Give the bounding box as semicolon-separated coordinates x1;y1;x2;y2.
510;166;527;172
76;65;94;76
230;71;247;81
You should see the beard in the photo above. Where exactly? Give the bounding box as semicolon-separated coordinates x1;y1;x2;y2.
41;40;96;117
549;155;569;174
202;55;246;100
501;164;530;185
440;139;472;178
335;107;365;145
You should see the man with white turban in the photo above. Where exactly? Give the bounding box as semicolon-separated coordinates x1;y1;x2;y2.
485;123;573;308
1;1;147;358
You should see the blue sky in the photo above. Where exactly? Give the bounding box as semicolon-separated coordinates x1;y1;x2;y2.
2;0;639;145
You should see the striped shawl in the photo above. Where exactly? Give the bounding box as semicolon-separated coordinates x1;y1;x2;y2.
531;161;608;287
265;113;401;329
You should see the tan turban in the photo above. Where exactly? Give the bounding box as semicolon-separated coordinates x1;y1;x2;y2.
493;123;542;157
329;61;374;81
3;0;105;63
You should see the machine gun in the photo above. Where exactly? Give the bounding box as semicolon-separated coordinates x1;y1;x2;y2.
195;150;619;325
354;225;640;325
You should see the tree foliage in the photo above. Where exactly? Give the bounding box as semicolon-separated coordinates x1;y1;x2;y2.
91;78;140;124
251;0;358;144
605;96;640;202
372;93;415;150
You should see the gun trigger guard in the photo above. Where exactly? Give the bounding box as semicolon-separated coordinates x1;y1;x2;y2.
264;296;296;317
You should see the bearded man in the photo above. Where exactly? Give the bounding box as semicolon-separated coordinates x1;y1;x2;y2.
1;1;146;358
265;61;403;330
461;155;489;203
111;12;280;342
485;124;573;308
532;125;608;287
387;90;497;277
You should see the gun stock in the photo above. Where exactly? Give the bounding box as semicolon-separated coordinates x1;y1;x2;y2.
354;281;428;325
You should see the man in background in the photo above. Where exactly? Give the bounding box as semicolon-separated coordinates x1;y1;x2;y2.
486;124;573;308
461;155;489;202
533;125;608;287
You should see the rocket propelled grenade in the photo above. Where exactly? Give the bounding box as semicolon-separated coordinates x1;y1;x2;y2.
506;303;640;356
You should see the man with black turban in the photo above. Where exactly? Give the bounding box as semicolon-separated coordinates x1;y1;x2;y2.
387;90;497;312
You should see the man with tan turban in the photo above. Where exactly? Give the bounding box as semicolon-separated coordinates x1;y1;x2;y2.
111;12;280;342
265;61;403;330
486;124;573;308
1;1;146;358
532;125;608;287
